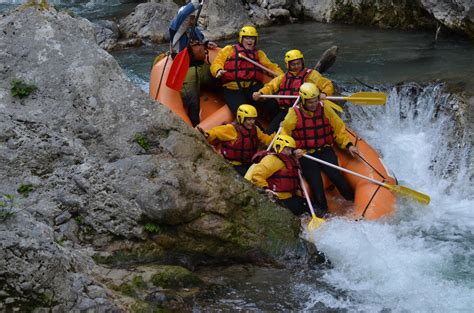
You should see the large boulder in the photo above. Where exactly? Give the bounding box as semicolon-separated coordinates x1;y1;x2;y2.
118;1;179;44
419;0;474;38
300;0;436;30
0;5;300;311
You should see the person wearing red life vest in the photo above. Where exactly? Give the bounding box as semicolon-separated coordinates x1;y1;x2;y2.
247;135;310;216
200;104;274;176
282;83;359;217
210;26;283;125
252;49;334;134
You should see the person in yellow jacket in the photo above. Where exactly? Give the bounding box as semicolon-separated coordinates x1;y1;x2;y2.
199;104;274;176
210;25;283;122
247;135;310;216
253;49;335;134
281;82;359;217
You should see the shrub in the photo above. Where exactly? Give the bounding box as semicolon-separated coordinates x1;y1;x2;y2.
10;79;37;99
134;133;150;152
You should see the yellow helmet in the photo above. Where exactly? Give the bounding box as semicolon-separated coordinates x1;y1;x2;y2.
236;104;258;124
273;135;296;154
284;49;304;68
239;26;258;44
299;82;320;102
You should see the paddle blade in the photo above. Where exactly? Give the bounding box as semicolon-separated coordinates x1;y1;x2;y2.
166;48;190;91
308;216;326;231
345;92;387;105
387;184;431;205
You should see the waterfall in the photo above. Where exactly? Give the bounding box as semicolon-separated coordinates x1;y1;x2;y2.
302;83;473;312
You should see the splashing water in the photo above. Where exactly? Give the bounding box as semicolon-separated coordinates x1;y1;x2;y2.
301;84;473;312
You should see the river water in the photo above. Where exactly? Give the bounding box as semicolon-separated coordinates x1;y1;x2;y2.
3;2;473;312
114;23;474;313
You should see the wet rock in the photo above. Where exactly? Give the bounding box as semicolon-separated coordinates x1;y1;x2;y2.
118;1;178;44
420;0;474;38
93;19;119;51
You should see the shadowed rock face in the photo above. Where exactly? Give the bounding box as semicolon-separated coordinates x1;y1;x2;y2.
0;6;300;311
115;0;472;49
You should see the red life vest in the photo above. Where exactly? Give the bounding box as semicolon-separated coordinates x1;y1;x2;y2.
277;69;312;107
267;153;300;194
292;104;334;149
221;44;264;85
221;123;259;164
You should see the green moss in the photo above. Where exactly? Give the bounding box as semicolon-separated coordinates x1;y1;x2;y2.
21;0;49;10
151;265;202;288
17;184;34;197
332;0;355;21
143;223;161;234
132;275;146;289
10;79;37;99
134;133;151;152
92;242;165;266
0;194;17;222
130;301;154;313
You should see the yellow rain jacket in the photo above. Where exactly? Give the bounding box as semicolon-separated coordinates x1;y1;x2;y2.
206;124;274;165
248;154;293;200
258;69;334;97
281;101;352;153
210;45;284;90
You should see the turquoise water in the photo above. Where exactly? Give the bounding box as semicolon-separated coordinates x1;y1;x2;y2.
112;22;474;96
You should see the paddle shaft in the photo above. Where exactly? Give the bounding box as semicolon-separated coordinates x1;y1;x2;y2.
266;96;301;151
298;171;317;218
193;1;204;28
260;94;352;101
302;154;391;188
238;54;279;77
259;93;386;105
155;54;170;100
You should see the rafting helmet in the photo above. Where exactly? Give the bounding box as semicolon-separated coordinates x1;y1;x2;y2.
273;135;296;154
239;26;258;44
299;82;320;104
284;49;304;68
237;104;258;124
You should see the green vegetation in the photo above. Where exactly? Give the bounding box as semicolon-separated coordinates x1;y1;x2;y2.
151;265;202;289
143;223;161;234
17;183;34;197
73;215;84;225
0;194;19;222
134;133;151;152
21;0;49;11
10;79;38;99
131;275;146;289
111;275;146;298
92;242;165;265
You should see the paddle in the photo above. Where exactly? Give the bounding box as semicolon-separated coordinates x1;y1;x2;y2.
165;48;190;91
166;1;205;91
302;154;431;204
238;53;280;77
266;96;301;151
299;170;325;231
259;91;387;105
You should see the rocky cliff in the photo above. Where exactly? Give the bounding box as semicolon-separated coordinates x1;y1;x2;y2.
109;0;473;50
0;5;301;311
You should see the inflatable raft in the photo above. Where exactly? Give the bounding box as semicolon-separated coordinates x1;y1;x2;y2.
149;49;397;221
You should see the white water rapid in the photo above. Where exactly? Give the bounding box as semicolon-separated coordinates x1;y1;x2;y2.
301;84;473;312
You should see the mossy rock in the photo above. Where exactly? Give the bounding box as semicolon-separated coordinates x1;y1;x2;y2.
92;241;165;266
151;265;202;289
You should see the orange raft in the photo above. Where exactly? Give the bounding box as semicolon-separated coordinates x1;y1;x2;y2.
149;49;396;221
